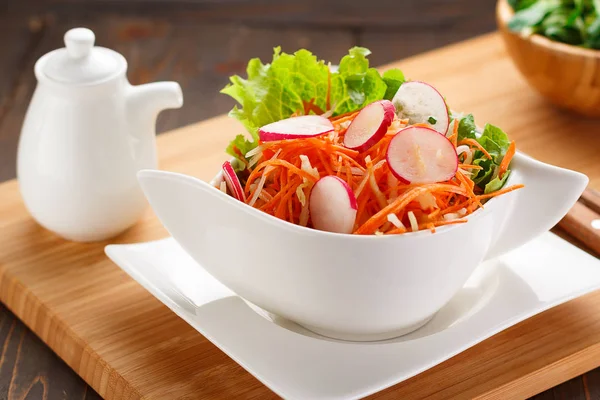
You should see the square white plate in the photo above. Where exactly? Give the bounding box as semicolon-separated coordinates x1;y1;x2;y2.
106;232;600;400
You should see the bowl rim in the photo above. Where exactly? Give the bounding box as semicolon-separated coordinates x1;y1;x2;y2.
497;0;600;60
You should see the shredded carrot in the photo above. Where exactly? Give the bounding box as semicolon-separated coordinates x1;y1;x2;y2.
476;184;524;201
459;164;483;170
386;219;467;235
224;110;523;235
411;123;433;129
498;140;516;179
232;146;249;167
355;184;467;234
458;138;493;160
316;150;334;175
451;119;459;147
345;160;352;185
366;157;387;209
455;169;482;209
336;152;366;170
330;110;360;123
259;159;318;183
303;98;324;115
386;226;407;235
428;208;441;219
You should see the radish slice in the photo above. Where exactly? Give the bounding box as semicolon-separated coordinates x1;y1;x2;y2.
392;81;449;134
309;176;357;234
386;126;458;184
343;100;395;152
222;161;246;201
259;115;334;142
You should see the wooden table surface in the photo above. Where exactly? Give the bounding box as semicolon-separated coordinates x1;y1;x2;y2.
0;1;598;399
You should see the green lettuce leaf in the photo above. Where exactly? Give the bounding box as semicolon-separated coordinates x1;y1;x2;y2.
466;121;513;193
338;46;371;75
509;0;539;11
221;46;403;164
477;123;511;163
508;0;519;9
508;0;560;31
457;114;477;141
382;69;405;100
226;134;256;163
472;158;495;186
585;17;600;47
221;47;330;161
509;0;600;48
331;47;388;114
485;170;511;194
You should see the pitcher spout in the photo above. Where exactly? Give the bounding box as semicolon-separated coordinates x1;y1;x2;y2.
127;81;183;122
126;82;183;170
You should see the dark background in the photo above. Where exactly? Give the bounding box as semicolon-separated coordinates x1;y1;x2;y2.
0;1;596;399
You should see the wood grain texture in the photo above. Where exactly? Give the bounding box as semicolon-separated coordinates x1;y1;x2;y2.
559;201;600;257
582;189;600;213
0;14;48;183
0;33;599;399
20;0;497;28
0;303;102;400
497;0;600;117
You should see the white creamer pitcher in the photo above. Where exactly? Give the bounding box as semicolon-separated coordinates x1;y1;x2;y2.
17;28;183;242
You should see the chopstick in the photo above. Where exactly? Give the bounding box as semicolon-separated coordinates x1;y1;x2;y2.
581;189;600;214
558;189;600;256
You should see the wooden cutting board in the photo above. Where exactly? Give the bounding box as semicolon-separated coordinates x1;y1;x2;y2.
1;33;600;400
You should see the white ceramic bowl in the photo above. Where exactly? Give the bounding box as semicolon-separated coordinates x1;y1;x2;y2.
137;152;586;341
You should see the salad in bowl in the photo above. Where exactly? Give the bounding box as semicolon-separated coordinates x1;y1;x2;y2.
216;47;522;235
137;48;587;341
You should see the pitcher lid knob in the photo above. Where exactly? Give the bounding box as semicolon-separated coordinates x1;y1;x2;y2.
64;28;95;59
37;27;125;85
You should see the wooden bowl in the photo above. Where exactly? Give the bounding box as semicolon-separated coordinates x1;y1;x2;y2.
497;0;600;117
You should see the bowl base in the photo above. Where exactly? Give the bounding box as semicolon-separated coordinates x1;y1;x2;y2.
299;314;435;342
